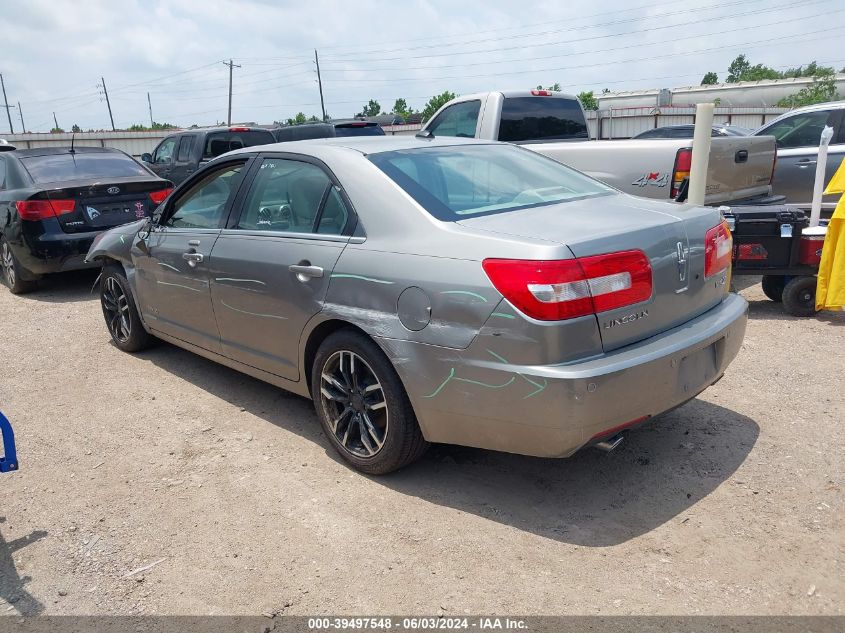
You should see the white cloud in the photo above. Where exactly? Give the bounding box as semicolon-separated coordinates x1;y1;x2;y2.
0;0;840;131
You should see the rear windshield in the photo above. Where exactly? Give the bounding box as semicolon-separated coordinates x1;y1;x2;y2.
204;130;275;158
20;152;149;184
274;125;334;142
498;97;589;142
369;144;611;221
334;124;385;137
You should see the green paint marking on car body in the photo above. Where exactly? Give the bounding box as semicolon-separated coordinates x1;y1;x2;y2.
221;300;288;320
486;349;510;364
440;290;488;302
423;367;456;398
491;312;515;319
486;348;547;399
454;375;516;389
331;273;394;285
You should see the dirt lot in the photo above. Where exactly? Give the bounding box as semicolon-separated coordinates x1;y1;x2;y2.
0;271;843;616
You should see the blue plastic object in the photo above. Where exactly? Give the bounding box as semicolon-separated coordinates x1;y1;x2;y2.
0;410;18;473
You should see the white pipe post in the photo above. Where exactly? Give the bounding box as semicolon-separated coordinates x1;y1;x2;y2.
809;125;834;227
687;103;715;206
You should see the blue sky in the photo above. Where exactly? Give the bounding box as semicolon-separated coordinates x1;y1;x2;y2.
0;0;842;131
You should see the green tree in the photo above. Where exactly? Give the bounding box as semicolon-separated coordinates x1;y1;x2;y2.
71;124;81;133
777;76;840;108
356;99;381;117
701;72;719;85
536;83;561;91
782;61;835;78
726;54;782;83
50;126;65;133
577;90;598;111
421;91;457;122
391;98;416;120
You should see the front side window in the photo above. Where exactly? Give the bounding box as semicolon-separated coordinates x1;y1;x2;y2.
166;163;244;229
238;159;348;234
154;137;177;164
369;144;612;221
427;101;481;138
760;111;831;149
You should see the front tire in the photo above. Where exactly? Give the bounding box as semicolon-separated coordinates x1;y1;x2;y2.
311;329;428;475
1;237;37;295
782;276;817;317
100;266;156;352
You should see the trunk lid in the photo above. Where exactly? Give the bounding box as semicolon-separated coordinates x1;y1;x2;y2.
458;193;729;351
46;177;171;233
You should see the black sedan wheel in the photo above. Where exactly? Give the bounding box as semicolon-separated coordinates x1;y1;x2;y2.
1;237;36;295
100;266;155;352
312;329;428;474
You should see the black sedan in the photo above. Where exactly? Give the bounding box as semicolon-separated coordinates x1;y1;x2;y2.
0;146;172;294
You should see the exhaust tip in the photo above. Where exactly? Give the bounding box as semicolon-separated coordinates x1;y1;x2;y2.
594;433;625;453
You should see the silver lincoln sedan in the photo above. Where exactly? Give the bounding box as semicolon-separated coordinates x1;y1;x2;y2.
86;136;747;474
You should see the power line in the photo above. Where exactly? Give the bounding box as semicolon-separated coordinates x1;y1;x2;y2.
320;0;766;60
322;0;831;65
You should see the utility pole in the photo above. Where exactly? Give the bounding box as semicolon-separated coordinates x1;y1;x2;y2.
315;50;326;122
147;92;154;127
53;112;59;131
222;59;240;126
0;73;13;134
17;102;25;133
100;76;115;131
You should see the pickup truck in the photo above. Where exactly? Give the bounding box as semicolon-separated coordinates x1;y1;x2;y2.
141;126;276;186
420;90;780;206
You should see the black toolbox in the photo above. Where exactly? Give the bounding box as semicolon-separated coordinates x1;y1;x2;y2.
723;205;815;275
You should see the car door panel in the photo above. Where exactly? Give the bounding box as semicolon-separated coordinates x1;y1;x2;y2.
210;232;346;379
209;155;355;380
136;227;221;351
133;159;250;353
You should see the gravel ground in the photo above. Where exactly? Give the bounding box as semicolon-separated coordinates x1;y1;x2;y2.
0;271;843;616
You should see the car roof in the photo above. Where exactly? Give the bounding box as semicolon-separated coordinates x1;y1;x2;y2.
8;146;124;158
227;134;496;157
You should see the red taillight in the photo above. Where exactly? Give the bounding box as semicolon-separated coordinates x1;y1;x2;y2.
671;147;692;198
15;199;76;221
149;188;173;204
530;89;553;96
229;127;250;132
482;250;653;321
705;221;733;278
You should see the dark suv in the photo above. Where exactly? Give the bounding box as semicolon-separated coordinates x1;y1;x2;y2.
142;126;276;185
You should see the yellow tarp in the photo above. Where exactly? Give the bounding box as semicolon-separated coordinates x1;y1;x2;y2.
816;163;845;310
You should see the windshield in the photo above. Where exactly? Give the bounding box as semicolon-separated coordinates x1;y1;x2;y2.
20;152;149;184
369;144;612;221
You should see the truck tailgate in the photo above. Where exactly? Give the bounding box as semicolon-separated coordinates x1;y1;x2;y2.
525;135;776;206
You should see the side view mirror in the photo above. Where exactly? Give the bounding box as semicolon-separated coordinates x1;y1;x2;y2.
141;153;152;163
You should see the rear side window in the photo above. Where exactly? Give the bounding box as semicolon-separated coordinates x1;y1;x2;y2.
19;152;149;184
333;123;385;137
176;136;194;161
204;131;275;159
498;97;589;142
427;101;480;138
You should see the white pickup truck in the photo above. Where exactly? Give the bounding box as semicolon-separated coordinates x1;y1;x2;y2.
420;90;782;206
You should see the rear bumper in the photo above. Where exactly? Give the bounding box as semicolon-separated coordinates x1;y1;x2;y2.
11;227;98;277
381;293;748;458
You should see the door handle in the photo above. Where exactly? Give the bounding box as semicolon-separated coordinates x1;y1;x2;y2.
188;239;201;246
797;159;817;167
182;252;204;268
289;264;324;281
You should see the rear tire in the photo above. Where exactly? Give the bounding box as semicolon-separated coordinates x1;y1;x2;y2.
761;274;786;303
311;329;429;475
1;237;37;295
100;266;156;352
782;276;817;317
